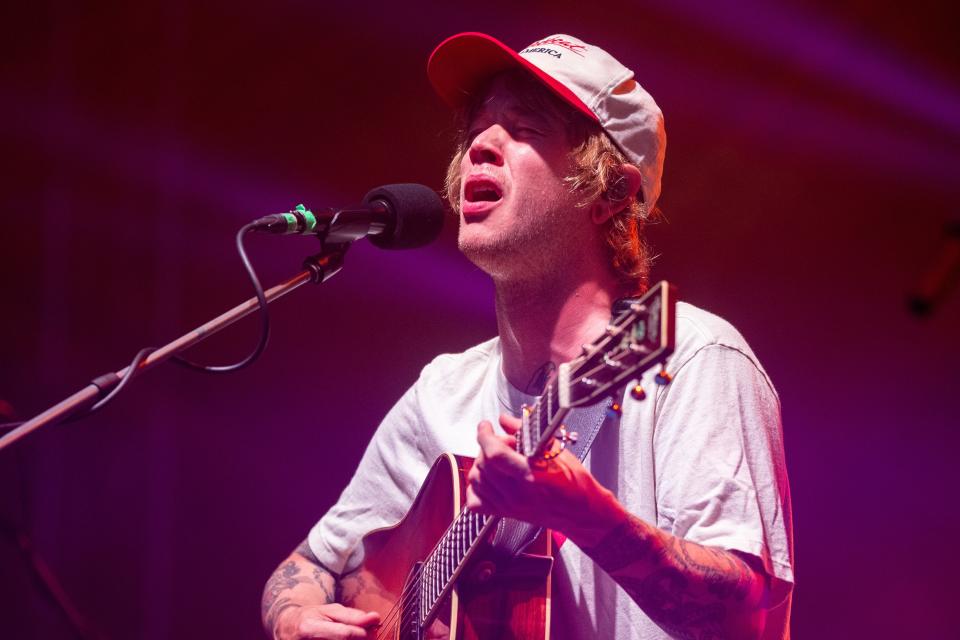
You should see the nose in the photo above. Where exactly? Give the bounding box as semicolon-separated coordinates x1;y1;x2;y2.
467;125;505;167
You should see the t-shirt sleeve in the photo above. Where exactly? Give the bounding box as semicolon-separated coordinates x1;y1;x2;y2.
653;343;794;600
306;381;434;576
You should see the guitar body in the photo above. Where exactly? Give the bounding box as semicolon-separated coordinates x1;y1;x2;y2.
341;453;553;640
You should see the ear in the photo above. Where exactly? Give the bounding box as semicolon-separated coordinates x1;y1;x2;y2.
589;164;643;225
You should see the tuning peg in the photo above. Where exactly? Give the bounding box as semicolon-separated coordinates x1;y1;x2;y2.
630;383;647;401
654;368;672;385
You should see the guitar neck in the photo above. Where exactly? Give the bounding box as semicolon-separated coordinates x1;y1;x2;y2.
417;280;677;627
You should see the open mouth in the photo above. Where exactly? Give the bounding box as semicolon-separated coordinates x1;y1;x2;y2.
464;177;503;204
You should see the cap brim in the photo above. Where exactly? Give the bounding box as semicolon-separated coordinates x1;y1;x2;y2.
427;32;599;123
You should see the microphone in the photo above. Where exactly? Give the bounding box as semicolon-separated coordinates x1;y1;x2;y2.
251;183;445;249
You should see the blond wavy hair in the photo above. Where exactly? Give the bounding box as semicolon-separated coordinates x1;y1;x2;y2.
444;72;657;294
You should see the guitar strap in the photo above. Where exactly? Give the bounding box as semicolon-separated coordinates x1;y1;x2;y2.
490;297;638;557
566;397;614;462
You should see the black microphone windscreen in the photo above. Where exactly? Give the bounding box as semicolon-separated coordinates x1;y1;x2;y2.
363;184;445;249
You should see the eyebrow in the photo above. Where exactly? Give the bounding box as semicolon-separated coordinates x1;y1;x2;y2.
468;104;555;129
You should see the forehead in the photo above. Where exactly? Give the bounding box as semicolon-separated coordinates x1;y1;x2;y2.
467;73;569;125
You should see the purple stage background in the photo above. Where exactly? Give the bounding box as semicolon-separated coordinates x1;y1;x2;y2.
1;1;958;638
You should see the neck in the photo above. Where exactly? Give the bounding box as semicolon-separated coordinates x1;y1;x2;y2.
494;270;622;394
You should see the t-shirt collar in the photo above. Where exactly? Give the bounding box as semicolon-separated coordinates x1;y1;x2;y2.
493;340;537;417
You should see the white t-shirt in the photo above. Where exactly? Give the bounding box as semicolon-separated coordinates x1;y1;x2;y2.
308;302;794;638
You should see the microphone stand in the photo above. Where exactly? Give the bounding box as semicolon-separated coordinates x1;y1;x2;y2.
0;245;349;453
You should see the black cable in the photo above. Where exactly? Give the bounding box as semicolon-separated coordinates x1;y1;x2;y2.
172;222;271;373
1;223;271;436
0;347;156;432
88;347;156;414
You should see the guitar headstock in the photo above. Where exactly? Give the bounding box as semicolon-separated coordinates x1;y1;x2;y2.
558;281;677;409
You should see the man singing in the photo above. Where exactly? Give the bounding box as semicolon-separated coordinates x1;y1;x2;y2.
262;32;794;639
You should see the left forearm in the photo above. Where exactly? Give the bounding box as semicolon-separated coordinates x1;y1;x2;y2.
576;509;768;639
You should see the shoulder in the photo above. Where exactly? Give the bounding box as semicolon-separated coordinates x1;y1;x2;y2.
415;336;499;395
670;302;777;397
675;301;752;353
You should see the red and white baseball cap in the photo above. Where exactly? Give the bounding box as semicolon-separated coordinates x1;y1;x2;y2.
428;32;666;211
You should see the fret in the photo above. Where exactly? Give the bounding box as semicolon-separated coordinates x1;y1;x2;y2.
533;396;541;449
437;552;443;598
436;543;443;596
453;519;460;568
445;536;453;581
546;381;553;431
529;401;536;452
438;545;444;593
422;562;430;621
440;537;446;585
425;559;431;610
431;557;438;604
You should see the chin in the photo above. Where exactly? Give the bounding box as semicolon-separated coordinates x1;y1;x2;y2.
458;232;510;273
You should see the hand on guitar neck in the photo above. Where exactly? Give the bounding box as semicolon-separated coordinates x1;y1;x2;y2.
467;414;626;549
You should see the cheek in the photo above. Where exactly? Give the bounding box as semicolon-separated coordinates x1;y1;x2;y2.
516;146;568;187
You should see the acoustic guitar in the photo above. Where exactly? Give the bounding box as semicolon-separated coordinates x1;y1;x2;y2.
341;282;677;639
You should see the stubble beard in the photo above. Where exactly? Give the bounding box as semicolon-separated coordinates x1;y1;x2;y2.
457;196;582;287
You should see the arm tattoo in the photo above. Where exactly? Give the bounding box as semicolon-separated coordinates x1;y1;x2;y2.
262;551;339;634
584;514;660;571
312;566;337;602
583;515;764;639
262;561;305;632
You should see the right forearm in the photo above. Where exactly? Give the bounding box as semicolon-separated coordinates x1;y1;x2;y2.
261;544;338;637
